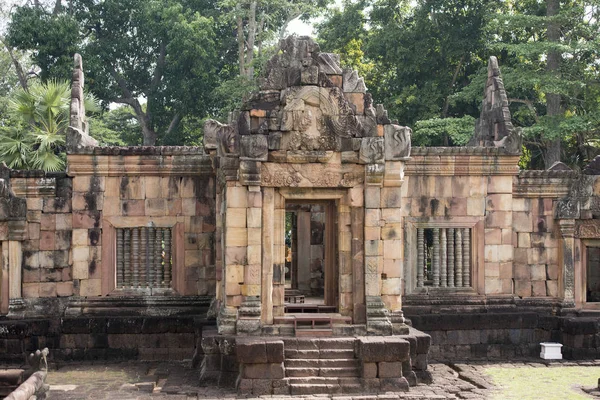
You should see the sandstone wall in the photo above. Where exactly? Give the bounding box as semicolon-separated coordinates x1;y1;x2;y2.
9;148;217;302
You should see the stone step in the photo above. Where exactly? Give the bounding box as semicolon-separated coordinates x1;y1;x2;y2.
285;358;359;368
317;338;355;350
288;377;339;385
296;328;332;337
285;367;320;377
288;377;363;395
284;348;355;359
285;349;320;359
285;367;359;378
320;367;360;377
318;349;355;359
289;383;342;396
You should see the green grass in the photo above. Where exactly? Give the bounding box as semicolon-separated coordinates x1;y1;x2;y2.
484;365;600;400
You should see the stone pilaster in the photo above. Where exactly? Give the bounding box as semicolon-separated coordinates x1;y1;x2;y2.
558;219;576;307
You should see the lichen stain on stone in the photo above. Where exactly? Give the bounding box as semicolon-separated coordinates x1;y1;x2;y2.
430;199;440;215
120;176;129;199
88;229;100;246
537;217;547;233
89;259;96;276
84;192;97;211
52;195;68;211
168;177;180;197
419;197;428;214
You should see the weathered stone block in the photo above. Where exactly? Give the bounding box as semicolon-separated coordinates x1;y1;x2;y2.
378;361;402;378
362;362;377;378
237;340;267;363
266;340;284;363
358;337;410;363
514;279;532;297
242;362;283;379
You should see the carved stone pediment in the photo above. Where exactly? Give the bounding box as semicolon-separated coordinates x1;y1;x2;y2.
577;220;600;238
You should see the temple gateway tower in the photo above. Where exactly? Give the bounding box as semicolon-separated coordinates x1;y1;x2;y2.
203;36;411;336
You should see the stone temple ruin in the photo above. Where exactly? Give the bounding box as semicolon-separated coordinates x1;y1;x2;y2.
0;36;600;395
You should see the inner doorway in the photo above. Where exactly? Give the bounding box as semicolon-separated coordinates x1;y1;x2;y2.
284;201;338;313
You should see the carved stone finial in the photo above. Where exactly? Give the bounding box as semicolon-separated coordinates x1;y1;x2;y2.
66;53;98;153
548;161;572;171
469;56;521;154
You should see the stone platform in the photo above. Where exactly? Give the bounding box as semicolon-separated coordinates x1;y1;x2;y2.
198;327;432;396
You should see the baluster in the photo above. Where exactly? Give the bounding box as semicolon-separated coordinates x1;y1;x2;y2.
148;227;155;288
140;227;147;287
432;228;440;287
116;229;124;288
455;228;463;287
463;228;471;287
447;228;455;287
132;227;140;287
163;228;172;287
123;229;131;287
155;228;163;287
417;228;424;288
440;228;447;287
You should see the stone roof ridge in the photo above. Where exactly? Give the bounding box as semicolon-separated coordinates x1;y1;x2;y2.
518;169;579;179
410;146;509;156
70;145;206;156
469;56;522;155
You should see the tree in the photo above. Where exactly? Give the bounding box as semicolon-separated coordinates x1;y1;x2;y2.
0;79;98;171
317;0;495;144
455;0;600;168
6;0;230;145
220;0;332;79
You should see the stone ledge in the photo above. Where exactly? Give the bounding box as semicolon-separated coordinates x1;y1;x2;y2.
67;146;205;156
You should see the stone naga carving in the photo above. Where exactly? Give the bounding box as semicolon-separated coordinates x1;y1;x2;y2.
359;137;385;164
384;125;411;160
240;135;268;161
66;54;98;153
208;121;238;157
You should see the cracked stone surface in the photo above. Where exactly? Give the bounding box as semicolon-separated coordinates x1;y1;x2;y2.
44;360;600;399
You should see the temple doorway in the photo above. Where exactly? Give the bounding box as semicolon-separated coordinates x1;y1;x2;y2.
284;201;338;313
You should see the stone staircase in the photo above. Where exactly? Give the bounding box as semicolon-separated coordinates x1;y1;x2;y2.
283;338;362;395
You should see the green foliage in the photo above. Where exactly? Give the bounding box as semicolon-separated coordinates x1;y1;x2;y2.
89;106;141;146
413;116;476;147
0;80;71;171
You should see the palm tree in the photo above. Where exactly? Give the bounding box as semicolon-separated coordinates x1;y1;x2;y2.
0;80;99;172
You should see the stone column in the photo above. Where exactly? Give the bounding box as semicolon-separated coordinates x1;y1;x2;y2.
296;210;311;293
432;228;440;287
350;186;365;323
219;184;249;334
260;187;273;325
440;228;447;287
447;228;454;287
455;229;463;287
237;185;263;335
558;219;576;307
417;228;424;288
8;241;22;300
1;241;8;314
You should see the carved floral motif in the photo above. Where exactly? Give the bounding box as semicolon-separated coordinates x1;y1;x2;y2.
261;163;363;187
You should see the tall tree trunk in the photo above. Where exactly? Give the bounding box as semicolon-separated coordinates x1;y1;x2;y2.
246;1;257;79
257;14;265;60
0;39;28;90
545;0;561;167
237;11;245;77
441;55;465;146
